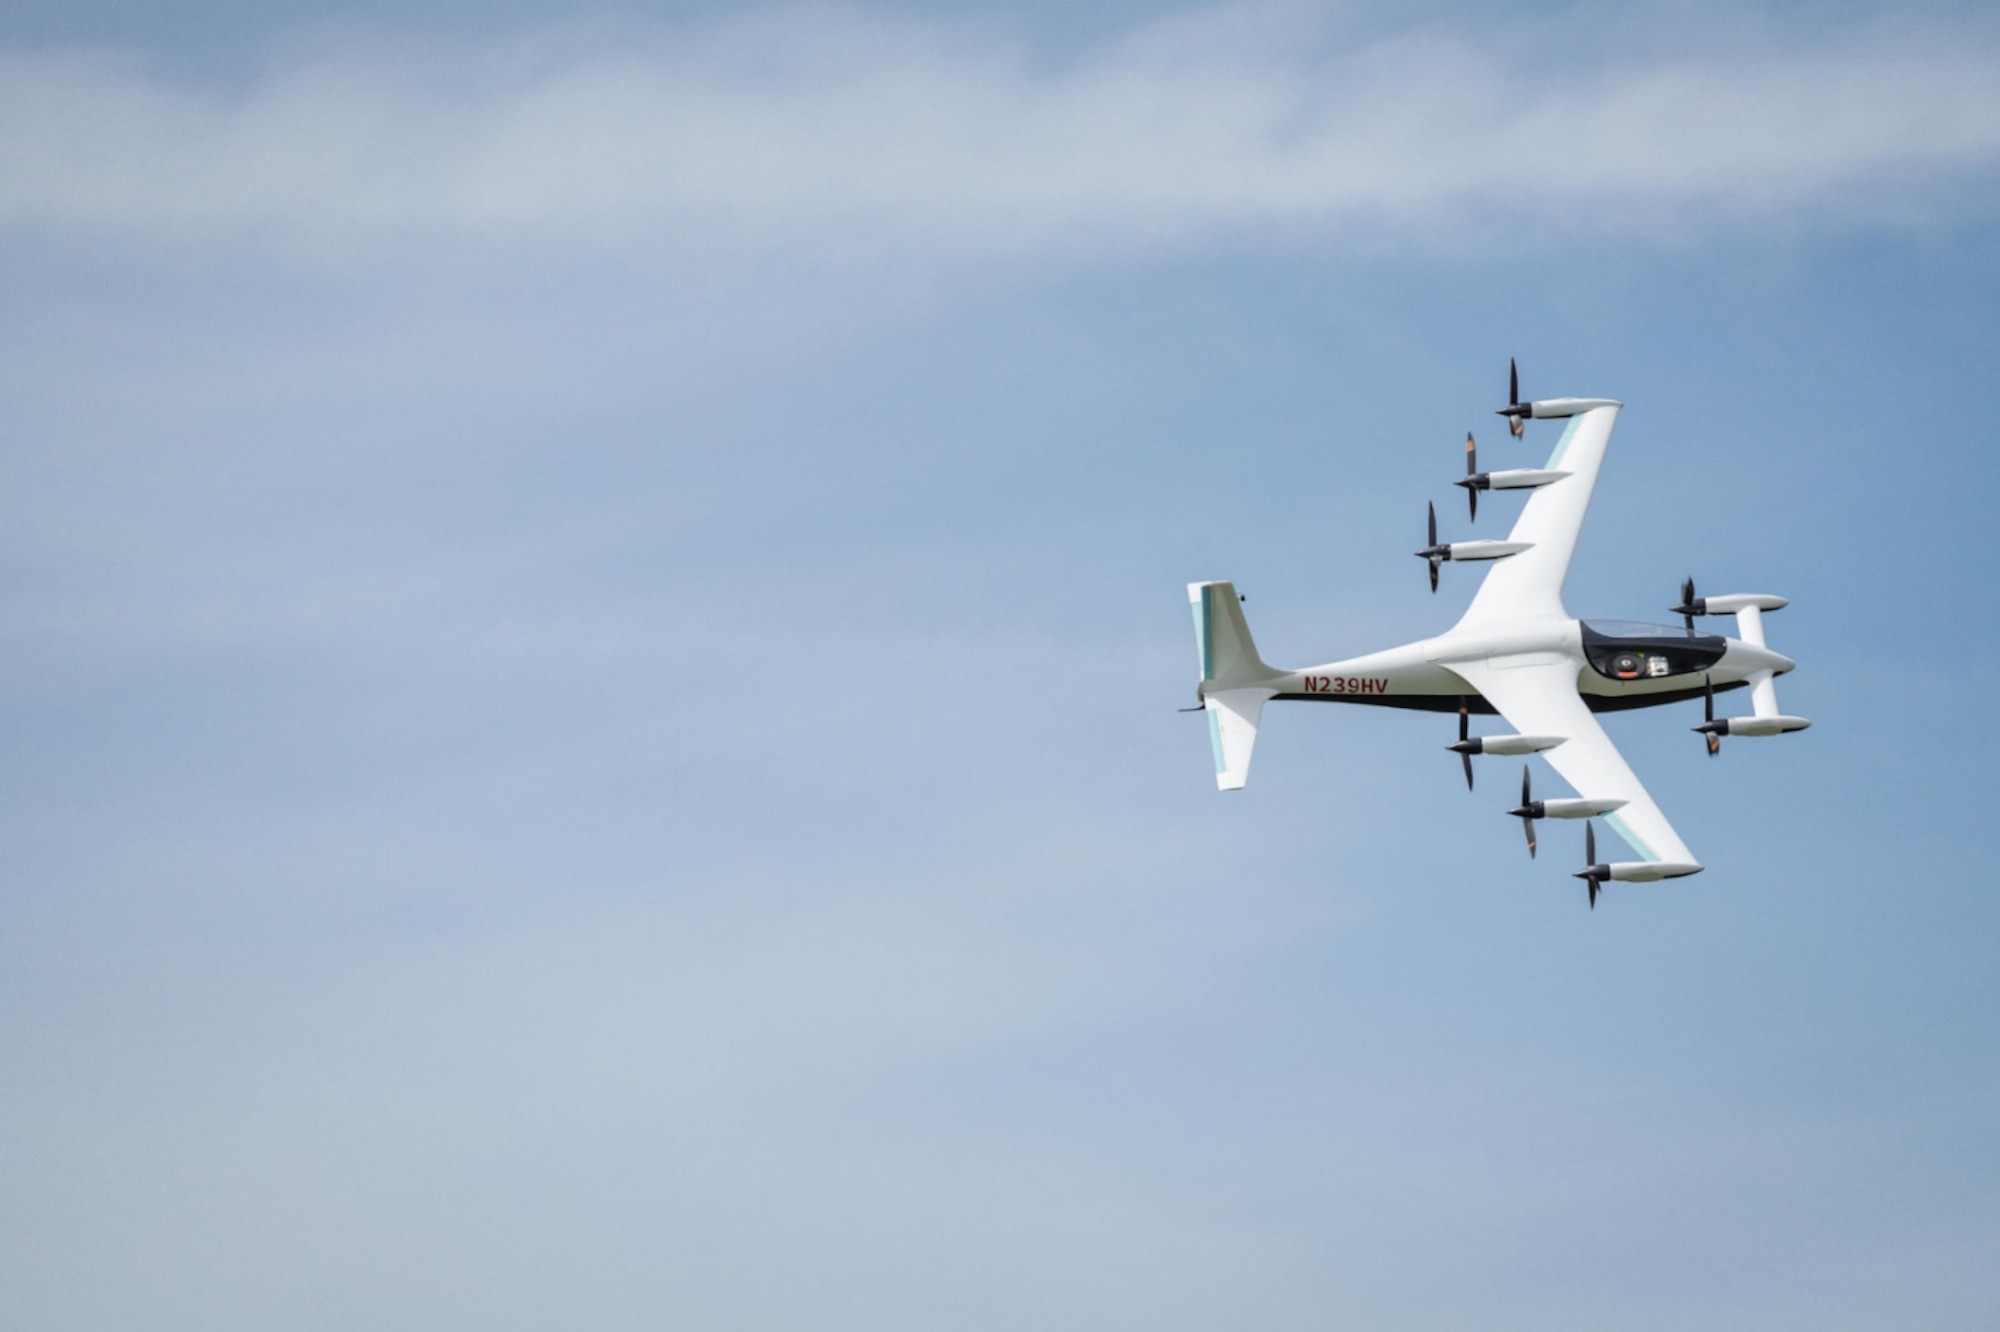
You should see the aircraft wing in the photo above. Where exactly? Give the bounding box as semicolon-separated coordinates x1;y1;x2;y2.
1456;403;1621;629
1448;653;1698;868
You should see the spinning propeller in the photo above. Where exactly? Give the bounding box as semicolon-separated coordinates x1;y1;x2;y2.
1671;577;1708;632
1505;764;1540;858
1573;821;1610;909
1693;674;1725;756
1416;501;1449;592
1447;698;1477;790
1498;358;1527;438
1453;432;1481;521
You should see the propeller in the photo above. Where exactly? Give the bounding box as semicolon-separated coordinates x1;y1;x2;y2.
1446;698;1476;790
1572;820;1610;909
1671;577;1707;632
1498;357;1527;438
1452;432;1481;521
1505;763;1540;858
1692;674;1724;756
1415;501;1448;592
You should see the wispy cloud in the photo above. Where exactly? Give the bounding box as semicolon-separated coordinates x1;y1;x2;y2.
3;7;1999;252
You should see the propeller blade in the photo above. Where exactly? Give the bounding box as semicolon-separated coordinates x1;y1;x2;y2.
1456;699;1473;789
1521;767;1537;854
1507;766;1538;857
1677;576;1698;632
1574;821;1608;906
1419;501;1441;592
1507;358;1525;438
1465;433;1478;521
1573;821;1605;906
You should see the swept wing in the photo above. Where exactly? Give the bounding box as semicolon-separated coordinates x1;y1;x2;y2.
1448;401;1700;872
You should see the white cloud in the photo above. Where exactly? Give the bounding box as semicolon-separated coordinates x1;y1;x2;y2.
3;8;1999;252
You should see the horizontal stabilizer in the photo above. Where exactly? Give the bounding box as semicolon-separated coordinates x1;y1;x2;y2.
1206;687;1275;791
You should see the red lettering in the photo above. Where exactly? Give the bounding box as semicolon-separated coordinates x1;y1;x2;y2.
1306;676;1391;696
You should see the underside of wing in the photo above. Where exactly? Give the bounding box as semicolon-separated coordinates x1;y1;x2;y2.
1448;654;1698;869
1457;404;1621;630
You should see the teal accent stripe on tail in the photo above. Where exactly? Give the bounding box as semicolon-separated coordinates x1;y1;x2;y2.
1207;708;1226;772
1194;586;1216;680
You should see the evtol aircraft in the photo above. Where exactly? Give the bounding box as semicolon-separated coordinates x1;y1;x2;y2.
1186;364;1808;905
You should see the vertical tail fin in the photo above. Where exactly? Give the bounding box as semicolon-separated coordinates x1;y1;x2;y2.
1187;581;1279;790
1188;581;1274;687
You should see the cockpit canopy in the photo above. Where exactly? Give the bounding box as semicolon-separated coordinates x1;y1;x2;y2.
1580;620;1727;682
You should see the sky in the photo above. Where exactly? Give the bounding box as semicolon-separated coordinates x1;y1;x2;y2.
4;2;2000;1327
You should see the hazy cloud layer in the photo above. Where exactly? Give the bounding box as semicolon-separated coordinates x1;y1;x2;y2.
4;7;2000;249
8;8;2000;1328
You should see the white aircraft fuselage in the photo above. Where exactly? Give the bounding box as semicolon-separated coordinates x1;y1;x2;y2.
1260;618;1794;715
1187;383;1809;895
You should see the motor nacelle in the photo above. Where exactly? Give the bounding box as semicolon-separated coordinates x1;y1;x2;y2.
1484;468;1571;491
1449;733;1565;758
1498;396;1622;423
1702;714;1811;738
1438;540;1532;563
1417;498;1532;591
1526;796;1627;820
1605;860;1704;882
1458;467;1569;497
1681;592;1789;616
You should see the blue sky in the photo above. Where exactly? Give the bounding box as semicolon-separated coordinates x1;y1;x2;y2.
4;3;1999;1327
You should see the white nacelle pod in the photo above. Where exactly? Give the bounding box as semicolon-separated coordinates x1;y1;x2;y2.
1606;860;1704;882
1443;540;1533;562
1527;397;1622;419
1476;733;1566;756
1485;468;1571;490
1542;797;1626;820
1699;594;1789;615
1720;715;1812;737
